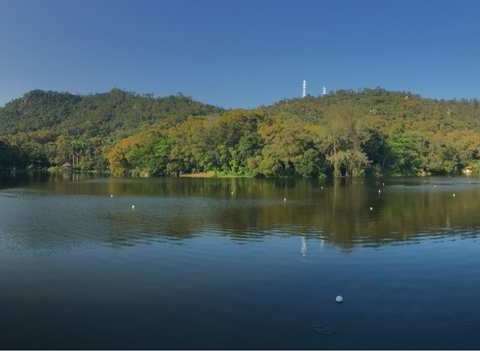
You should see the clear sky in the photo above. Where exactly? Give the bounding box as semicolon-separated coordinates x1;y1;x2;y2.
1;0;479;107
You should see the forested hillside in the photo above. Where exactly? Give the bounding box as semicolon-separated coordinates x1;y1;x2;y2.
2;88;480;178
105;89;480;178
0;89;223;170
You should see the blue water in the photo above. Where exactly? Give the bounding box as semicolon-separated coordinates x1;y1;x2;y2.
1;176;480;348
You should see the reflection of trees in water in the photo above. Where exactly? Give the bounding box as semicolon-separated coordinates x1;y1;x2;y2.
90;177;480;248
4;175;480;249
0;172;50;190
104;211;205;245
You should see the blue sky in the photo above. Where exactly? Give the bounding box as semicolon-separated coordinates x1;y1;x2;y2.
1;0;479;107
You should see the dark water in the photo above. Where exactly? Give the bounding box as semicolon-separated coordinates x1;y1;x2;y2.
1;174;480;349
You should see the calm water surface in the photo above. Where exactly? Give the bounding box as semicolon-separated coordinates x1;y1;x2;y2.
1;175;480;349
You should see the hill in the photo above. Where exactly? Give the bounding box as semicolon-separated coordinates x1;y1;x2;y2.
267;89;480;129
105;88;480;177
2;87;480;177
0;89;223;170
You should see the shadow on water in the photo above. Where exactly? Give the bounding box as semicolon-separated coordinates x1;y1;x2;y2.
2;174;480;249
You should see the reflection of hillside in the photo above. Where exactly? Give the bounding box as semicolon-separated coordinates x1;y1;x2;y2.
91;177;480;248
0;172;49;190
104;211;204;243
3;175;480;249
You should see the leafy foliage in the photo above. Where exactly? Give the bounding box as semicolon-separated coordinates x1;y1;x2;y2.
0;89;222;171
3;87;480;177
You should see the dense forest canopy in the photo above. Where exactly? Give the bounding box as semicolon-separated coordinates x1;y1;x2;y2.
0;89;223;171
2;87;480;177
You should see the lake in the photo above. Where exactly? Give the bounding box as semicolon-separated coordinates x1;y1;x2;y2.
1;175;480;349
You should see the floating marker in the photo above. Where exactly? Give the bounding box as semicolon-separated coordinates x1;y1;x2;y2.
369;206;374;211
336;295;344;303
131;204;135;210
110;194;114;198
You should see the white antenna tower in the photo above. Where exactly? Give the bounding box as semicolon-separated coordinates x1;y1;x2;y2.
302;80;307;98
322;86;327;96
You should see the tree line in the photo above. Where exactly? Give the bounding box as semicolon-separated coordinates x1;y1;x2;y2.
0;89;222;172
2;88;480;177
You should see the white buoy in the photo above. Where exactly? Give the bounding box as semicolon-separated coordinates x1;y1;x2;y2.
369;206;374;211
336;295;344;303
110;194;114;198
131;204;135;210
